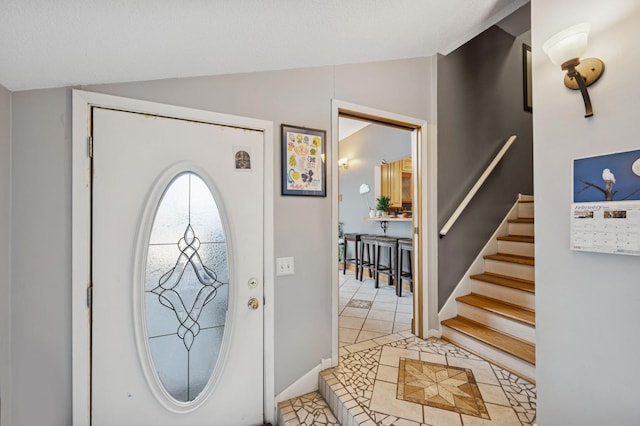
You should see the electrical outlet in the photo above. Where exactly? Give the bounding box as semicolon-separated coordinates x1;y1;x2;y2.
276;257;294;276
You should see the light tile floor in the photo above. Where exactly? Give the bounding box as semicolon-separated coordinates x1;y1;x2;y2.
279;269;537;425
320;334;537;425
339;269;413;352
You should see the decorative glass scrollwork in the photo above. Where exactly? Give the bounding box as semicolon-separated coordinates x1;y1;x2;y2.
144;172;229;402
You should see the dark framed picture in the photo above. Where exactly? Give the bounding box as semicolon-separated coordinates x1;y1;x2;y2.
523;44;532;112
281;124;326;197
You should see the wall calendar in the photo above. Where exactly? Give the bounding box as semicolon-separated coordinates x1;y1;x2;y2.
571;149;640;256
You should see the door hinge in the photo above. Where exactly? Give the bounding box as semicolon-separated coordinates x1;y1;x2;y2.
414;226;419;235
88;136;94;158
87;285;93;309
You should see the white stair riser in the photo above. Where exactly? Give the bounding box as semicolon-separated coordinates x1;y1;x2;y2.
518;202;534;218
498;240;534;257
470;280;535;310
508;222;534;236
442;326;536;382
484;259;535;281
456;304;535;344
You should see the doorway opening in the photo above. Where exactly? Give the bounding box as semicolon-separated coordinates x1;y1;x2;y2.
330;100;438;366
337;117;415;347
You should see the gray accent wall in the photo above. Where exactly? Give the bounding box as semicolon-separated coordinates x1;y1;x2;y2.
533;1;640;423
436;26;533;309
0;84;11;426
9;57;435;424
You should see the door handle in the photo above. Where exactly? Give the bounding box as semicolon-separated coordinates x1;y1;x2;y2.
247;297;260;310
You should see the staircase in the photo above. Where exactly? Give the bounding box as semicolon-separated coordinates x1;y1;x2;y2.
441;197;536;383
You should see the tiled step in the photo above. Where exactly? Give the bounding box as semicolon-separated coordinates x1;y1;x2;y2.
441;316;536;382
508;217;534;236
277;391;339;426
456;293;535;343
483;253;535;281
319;369;365;426
323;333;538;424
497;234;535;257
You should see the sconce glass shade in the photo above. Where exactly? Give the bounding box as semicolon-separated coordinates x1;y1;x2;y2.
542;23;590;66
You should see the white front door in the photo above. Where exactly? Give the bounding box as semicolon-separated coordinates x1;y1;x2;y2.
91;107;264;425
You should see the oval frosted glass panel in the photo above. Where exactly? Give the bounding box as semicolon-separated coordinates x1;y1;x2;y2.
144;172;229;403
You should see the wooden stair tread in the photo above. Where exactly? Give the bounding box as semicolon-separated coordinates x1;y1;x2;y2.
497;234;534;244
484;253;535;266
456;294;535;326
442;316;535;365
518;200;534;203
470;272;535;293
508;217;534;224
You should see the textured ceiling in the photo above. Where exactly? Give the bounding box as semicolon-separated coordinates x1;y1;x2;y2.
0;0;529;91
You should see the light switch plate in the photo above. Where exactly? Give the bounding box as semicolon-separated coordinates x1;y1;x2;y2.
276;257;294;276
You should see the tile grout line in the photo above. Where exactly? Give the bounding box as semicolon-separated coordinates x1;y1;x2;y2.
340;269;412;347
328;334;536;425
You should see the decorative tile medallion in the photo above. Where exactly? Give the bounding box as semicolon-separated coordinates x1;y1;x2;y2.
316;336;535;425
346;299;373;309
397;358;490;419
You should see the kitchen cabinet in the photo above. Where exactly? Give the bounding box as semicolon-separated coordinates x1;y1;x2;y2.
402;157;412;173
380;157;412;209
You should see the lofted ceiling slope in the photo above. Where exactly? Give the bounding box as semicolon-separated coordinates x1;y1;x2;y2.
0;0;529;91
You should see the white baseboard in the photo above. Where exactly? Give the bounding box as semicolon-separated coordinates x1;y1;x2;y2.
274;363;322;404
427;328;442;338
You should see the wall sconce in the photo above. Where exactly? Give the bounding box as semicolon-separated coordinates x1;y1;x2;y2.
338;158;350;169
542;23;605;118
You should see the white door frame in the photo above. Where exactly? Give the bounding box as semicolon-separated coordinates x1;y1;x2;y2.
71;90;275;424
330;100;439;364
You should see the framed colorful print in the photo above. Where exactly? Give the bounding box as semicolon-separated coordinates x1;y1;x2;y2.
281;124;327;197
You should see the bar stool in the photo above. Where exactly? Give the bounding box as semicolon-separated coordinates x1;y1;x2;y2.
374;236;399;289
342;233;363;280
359;235;377;281
397;238;413;297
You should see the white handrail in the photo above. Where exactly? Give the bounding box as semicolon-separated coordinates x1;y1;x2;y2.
439;135;517;237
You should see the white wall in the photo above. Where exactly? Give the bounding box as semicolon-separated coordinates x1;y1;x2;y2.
0;84;11;426
533;1;640;424
10;57;435;424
